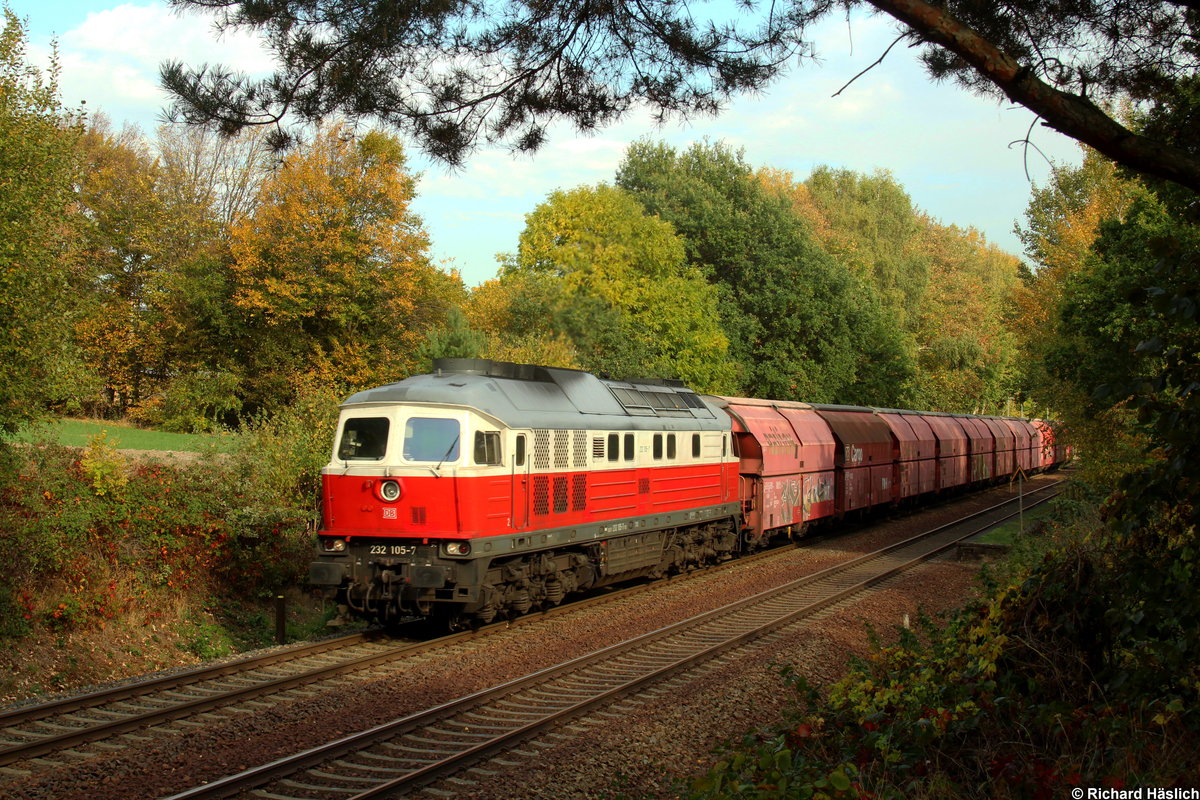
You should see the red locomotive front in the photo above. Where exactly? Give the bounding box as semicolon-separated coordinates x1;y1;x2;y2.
309;359;741;627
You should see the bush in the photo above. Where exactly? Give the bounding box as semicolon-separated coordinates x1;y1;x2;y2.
230;379;341;511
128;370;241;434
691;499;1200;799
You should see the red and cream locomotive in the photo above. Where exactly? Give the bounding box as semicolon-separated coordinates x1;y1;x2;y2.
308;359;1067;627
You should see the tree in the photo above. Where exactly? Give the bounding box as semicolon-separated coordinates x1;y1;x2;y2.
616;140;916;405
1013;148;1150;481
912;219;1022;412
797;166;930;331
502;183;737;391
227;124;455;409
415;307;487;366
0;11;85;433
465;272;582;369
70;119;171;415
151;125;267;411
161;0;1200;194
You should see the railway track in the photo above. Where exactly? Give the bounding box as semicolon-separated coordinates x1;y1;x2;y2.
0;630;405;769
164;481;1062;800
0;531;794;774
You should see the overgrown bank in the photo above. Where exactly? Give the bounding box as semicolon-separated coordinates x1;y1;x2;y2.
690;479;1200;798
0;394;340;703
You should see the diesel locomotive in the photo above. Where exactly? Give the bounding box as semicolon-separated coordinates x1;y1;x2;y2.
308;359;1066;627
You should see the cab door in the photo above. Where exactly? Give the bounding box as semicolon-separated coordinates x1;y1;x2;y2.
511;433;530;530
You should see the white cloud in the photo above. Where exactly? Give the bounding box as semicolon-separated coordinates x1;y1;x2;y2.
33;2;272;130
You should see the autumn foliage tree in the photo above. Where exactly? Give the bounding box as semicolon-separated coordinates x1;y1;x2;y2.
71;119;172;415
502;183;737;391
228;125;456;411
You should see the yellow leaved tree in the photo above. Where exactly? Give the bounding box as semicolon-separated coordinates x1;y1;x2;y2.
228;124;458;410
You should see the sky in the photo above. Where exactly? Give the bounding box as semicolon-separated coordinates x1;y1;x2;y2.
8;0;1085;287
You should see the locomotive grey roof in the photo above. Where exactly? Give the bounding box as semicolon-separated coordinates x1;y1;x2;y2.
341;359;730;432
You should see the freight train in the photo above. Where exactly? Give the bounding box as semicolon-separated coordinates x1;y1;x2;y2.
308;359;1067;628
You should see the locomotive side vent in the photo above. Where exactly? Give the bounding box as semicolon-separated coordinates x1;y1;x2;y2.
534;430;551;469
572;474;587;511
554;429;569;468
639;478;651;494
573;430;588;468
592;437;605;460
533;476;549;515
553;476;569;513
411;507;427;524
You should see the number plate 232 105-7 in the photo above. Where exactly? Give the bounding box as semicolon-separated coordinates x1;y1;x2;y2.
369;545;419;556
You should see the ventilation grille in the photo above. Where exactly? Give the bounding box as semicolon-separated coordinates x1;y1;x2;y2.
572;475;587;511
573;430;588;468
534;430;551;469
553;476;568;514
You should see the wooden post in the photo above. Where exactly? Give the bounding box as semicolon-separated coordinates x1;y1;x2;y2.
275;595;287;645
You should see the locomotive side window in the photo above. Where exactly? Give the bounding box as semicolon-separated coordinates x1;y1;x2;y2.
515;435;526;467
607;433;619;462
653;434;663;460
338;417;389;461
692;433;701;458
474;431;502;465
404;418;460;463
667;434;677;460
624;433;635;461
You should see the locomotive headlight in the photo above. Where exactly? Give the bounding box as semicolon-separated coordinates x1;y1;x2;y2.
377;479;402;503
444;541;471;556
322;538;347;552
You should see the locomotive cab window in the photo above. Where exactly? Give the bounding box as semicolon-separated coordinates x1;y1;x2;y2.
403;418;460;463
474;431;502;465
338;417;389;461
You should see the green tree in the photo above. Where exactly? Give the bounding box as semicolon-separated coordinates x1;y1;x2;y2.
913;219;1022;412
505;183;737;391
1013;148;1148;481
617;140;915;405
801;166;930;331
150;126;275;429
465;272;582;368
415;307;487;365
0;11;85;433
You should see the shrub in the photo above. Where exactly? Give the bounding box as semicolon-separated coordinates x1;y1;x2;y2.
129;370;241;434
80;430;128;497
691;502;1200;799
